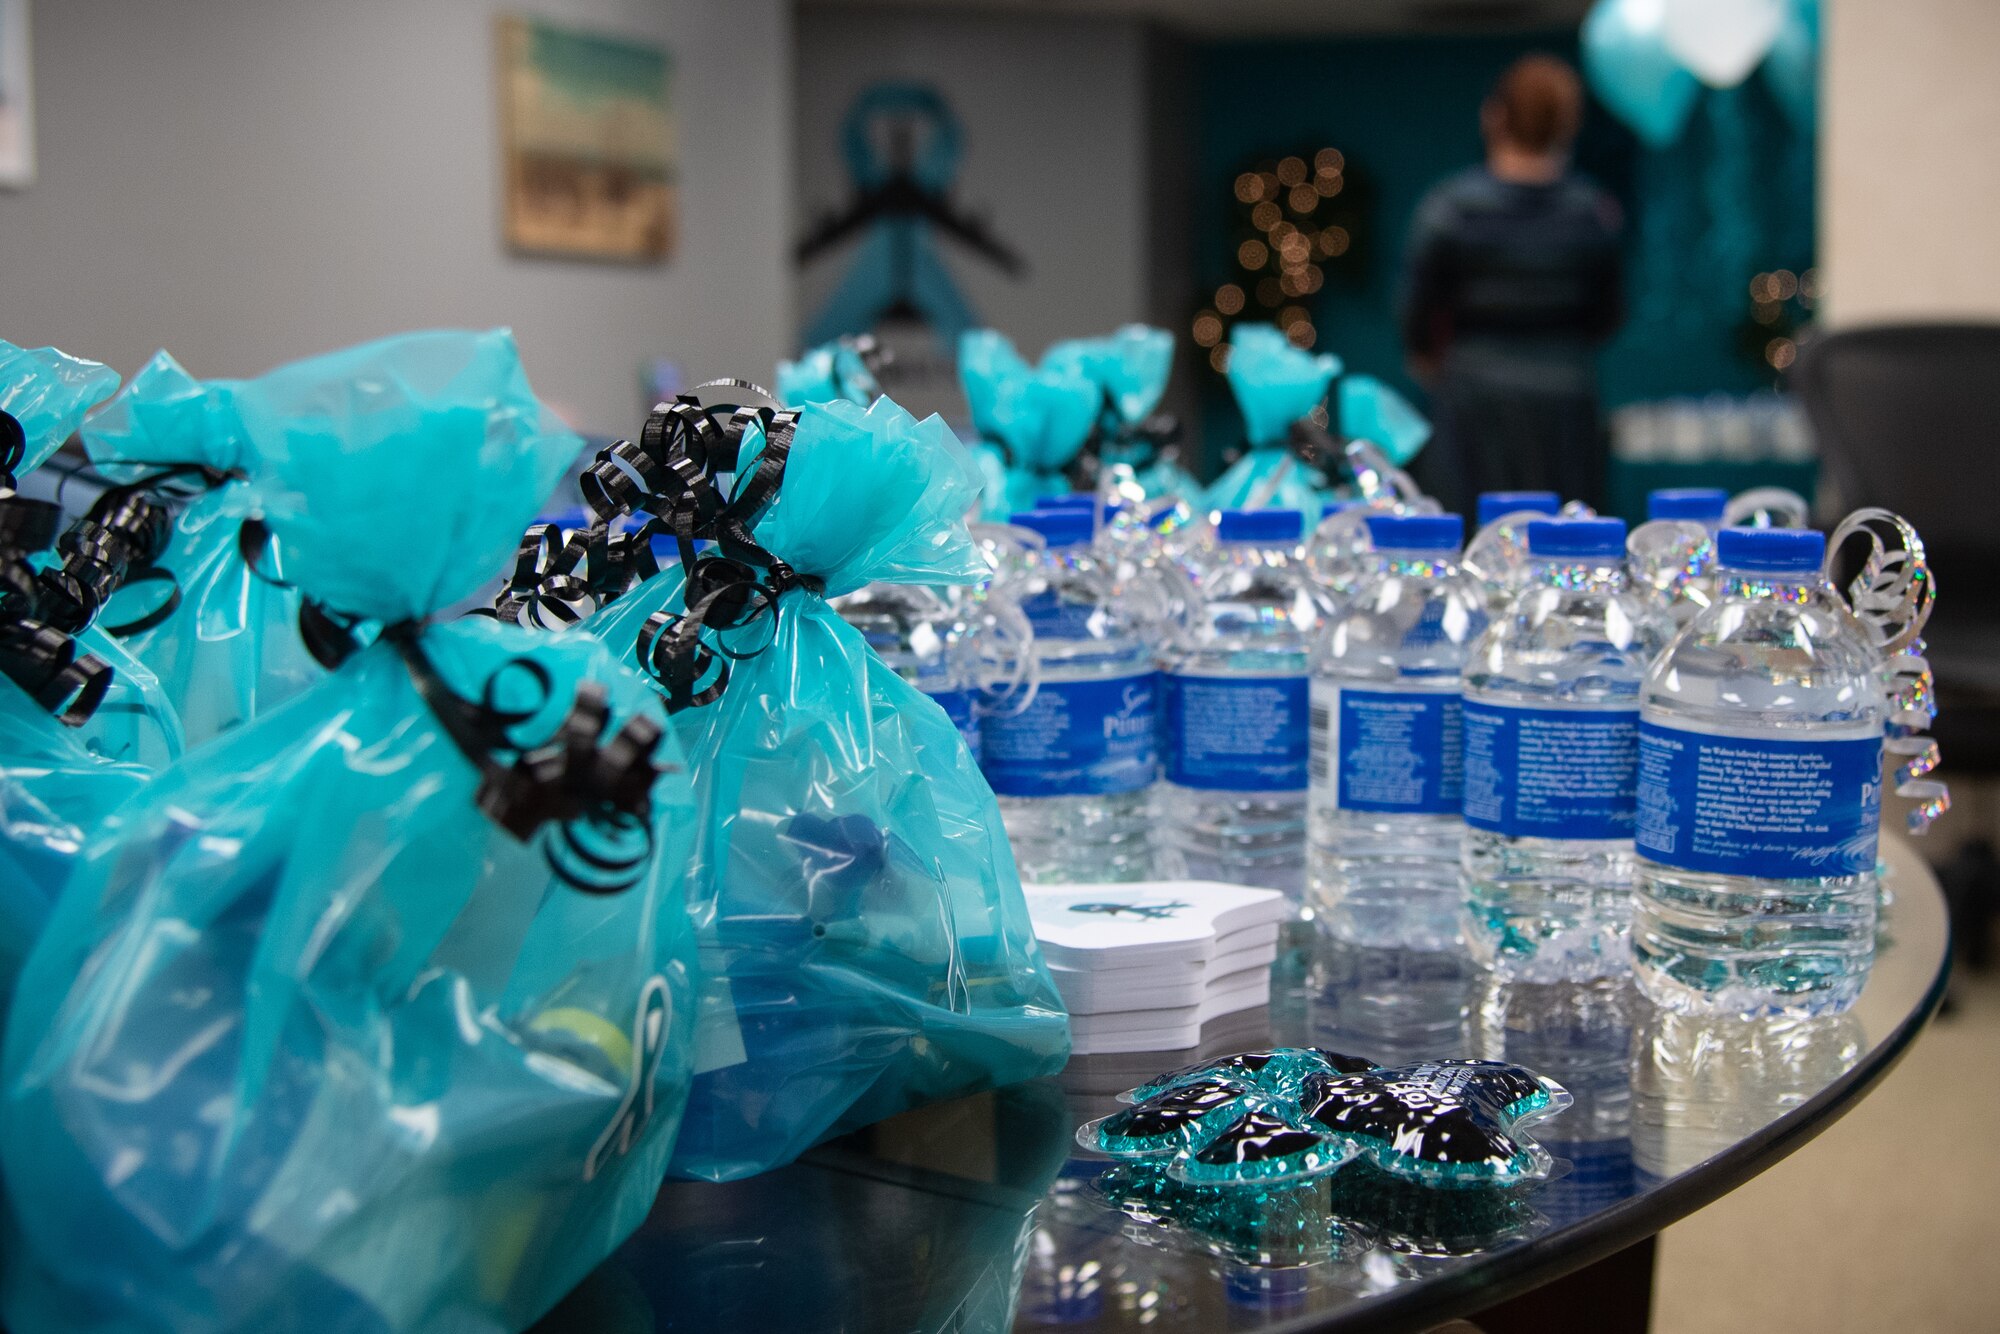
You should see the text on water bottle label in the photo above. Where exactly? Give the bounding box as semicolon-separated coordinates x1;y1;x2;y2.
982;672;1159;797
1163;673;1310;793
1462;701;1639;840
1309;684;1464;815
1635;720;1883;878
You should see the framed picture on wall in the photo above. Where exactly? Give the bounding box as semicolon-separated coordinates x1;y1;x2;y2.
498;15;674;262
0;0;35;188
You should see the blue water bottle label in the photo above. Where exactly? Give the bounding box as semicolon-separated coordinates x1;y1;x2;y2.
928;686;981;755
1162;673;1310;793
1462;702;1639;840
983;672;1159;797
1310;684;1463;814
1635;719;1883;878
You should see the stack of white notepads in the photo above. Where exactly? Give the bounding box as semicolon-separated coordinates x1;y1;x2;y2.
1024;881;1290;1056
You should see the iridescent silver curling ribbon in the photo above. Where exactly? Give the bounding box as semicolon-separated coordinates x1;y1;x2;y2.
1826;507;1947;834
1724;487;1811;528
1342;436;1433;511
963;519;1041;718
1463;499;1596;615
1299;439;1436;601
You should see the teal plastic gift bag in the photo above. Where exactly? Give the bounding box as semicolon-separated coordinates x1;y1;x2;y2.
0;330;701;1334
1207;323;1344;514
0;340;153;1032
776;336;881;408
958;329;1097;516
1046;325;1200;502
594;394;1070;1182
0;340;120;480
80;350;318;746
1339;372;1432;467
0;339;184;769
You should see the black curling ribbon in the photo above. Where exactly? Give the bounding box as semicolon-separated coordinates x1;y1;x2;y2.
0;618;112;725
0;487;113;726
0;410;26;494
491;516;663;629
1285;414;1341;472
495;381;817;716
382;623;668;895
1066;385;1184;490
627;393;826;714
241;508;670;893
45;464;239;639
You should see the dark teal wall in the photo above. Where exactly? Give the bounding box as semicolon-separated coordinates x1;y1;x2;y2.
1189;29;1815;470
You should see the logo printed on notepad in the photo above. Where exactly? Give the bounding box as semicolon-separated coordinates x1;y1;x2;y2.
1070;900;1191;920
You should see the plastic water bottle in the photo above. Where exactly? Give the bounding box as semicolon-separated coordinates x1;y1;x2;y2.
1632;527;1886;1016
1308;513;1487;950
982;509;1159;883
1461;518;1671;980
1476;491;1562;530
833;582;981;754
1463;490;1565;613
1159;509;1322;898
1627;487;1728;624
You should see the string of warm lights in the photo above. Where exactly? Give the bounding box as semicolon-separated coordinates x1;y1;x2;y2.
1194;147;1358;374
1745;265;1817;372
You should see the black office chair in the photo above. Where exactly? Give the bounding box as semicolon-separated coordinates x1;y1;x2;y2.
1796;324;2000;969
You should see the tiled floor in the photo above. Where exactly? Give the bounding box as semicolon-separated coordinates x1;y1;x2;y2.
1653;964;2000;1332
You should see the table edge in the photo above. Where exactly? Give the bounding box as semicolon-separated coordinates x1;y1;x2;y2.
1275;868;1954;1334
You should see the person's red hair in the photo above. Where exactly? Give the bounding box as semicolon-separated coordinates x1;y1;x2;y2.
1488;55;1584;155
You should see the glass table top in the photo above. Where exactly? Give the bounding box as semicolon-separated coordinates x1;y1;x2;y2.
530;840;1949;1334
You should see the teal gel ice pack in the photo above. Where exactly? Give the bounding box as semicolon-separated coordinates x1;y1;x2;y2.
1083;1047;1569;1190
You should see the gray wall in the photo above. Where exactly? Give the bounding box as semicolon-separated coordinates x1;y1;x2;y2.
792;4;1153;410
0;0;793;436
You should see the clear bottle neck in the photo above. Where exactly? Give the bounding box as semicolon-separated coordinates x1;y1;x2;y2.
1372;547;1459;578
1526;556;1627;593
1720;567;1820;605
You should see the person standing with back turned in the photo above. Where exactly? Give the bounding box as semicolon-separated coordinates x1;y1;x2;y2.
1401;55;1624;516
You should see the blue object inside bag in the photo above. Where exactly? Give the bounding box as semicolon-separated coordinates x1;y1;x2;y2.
1;330;703;1334
596;395;1072;1182
82;350;319;746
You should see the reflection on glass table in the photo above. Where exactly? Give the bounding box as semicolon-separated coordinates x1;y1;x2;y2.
529;839;1947;1334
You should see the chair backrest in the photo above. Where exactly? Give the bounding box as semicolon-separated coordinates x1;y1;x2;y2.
1794;324;2000;563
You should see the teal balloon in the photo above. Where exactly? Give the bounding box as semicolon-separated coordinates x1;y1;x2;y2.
1762;0;1820;133
1582;0;1702;150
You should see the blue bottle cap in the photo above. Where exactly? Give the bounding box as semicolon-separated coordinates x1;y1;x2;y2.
1716;526;1826;573
1475;491;1561;527
1010;509;1094;548
1037;492;1099;511
1217;509;1305;543
1526;517;1628;559
1647;487;1729;522
1321;500;1357;520
1364;512;1464;551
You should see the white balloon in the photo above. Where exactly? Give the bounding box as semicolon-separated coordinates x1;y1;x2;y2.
1662;0;1785;87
